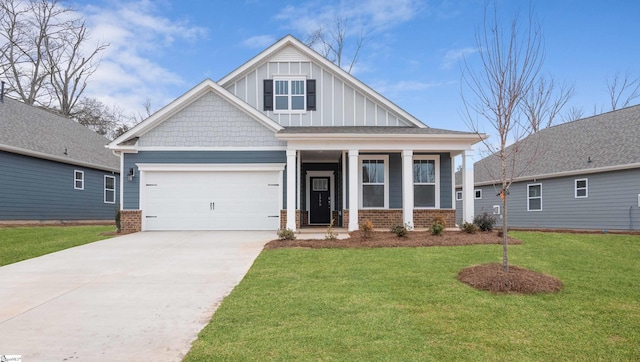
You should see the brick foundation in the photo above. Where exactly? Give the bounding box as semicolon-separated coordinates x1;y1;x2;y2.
120;210;142;233
413;209;456;228
358;209;404;229
279;210;302;230
343;209;349;228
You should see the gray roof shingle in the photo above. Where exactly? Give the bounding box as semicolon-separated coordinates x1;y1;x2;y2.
0;97;119;171
469;104;640;184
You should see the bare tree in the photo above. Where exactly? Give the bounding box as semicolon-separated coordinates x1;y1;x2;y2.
0;0;107;114
306;15;365;73
606;70;640;110
561;105;584;123
522;76;573;132
73;97;133;140
461;3;544;272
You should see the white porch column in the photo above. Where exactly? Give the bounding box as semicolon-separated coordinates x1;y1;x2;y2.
462;149;475;223
402;150;414;229
348;149;359;231
286;149;297;231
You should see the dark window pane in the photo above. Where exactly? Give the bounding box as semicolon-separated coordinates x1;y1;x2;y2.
363;185;384;207
528;185;541;197
576;189;587;197
105;177;115;189
105;190;115;203
291;95;304;110
529;198;541;210
576;180;586;188
414;185;435;207
275;96;288;110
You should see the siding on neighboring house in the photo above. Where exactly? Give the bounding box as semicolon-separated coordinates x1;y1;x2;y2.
137;91;284;148
122;150;286;209
0;151;119;220
224;47;412;128
461;168;640;230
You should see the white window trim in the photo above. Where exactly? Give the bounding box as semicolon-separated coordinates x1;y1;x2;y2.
527;183;542;211
74;170;84;190
359;155;389;209
104;175;116;204
413;155;440;209
456;191;463;201
273;76;307;114
575;178;588;198
493;205;501;215
475;189;482;199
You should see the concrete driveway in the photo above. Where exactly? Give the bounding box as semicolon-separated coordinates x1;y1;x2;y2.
0;231;272;361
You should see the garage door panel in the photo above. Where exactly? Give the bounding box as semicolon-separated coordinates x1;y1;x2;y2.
143;170;280;231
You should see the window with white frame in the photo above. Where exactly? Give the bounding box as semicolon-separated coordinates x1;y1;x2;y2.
104;176;116;204
413;156;439;208
493;205;501;215
74;170;84;190
475;189;482;199
575;178;588;198
528;183;542;211
274;78;305;112
360;156;388;208
456;191;463;201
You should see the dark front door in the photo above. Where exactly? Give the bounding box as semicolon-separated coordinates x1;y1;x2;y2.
310;177;331;224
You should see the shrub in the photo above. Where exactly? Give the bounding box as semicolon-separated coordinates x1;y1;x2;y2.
115;207;121;233
277;228;296;240
460;222;478;234
360;219;374;239
431;220;445;236
391;224;408;238
325;219;338;240
474;212;496;232
433;216;447;228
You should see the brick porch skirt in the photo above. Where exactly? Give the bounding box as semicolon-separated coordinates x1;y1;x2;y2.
120;210;142;232
282;209;456;230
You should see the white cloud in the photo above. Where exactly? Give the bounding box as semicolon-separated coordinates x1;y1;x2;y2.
371;79;451;97
242;35;277;49
441;46;478;70
78;1;207;119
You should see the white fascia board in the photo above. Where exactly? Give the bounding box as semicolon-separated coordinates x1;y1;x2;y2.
135;146;286;151
473;162;640;187
218;35;428;128
136;163;286;172
108;79;283;149
277;132;484;142
285;138;480;152
0;144;119;173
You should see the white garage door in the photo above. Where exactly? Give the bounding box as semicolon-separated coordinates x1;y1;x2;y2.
141;169;281;231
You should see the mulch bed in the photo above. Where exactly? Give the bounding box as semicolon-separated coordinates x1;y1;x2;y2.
458;263;563;294
264;230;522;249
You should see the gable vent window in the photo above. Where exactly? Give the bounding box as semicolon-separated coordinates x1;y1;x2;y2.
264;78;316;112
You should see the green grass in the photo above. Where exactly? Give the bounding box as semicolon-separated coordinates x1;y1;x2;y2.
0;225;115;266
185;232;640;361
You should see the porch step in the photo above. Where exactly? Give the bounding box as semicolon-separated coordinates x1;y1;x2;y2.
296;227;350;240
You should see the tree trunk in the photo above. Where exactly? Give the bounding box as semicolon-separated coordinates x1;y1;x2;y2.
502;193;509;272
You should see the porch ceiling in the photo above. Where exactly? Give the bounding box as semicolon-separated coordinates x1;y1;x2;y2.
300;150;342;162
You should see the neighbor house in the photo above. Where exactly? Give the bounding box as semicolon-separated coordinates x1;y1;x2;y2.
0;96;120;223
455;104;640;231
109;35;483;232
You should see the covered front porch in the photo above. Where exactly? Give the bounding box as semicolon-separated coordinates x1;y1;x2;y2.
276;128;478;232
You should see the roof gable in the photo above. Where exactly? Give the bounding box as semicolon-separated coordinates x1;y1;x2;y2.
109;79;283;149
218;35;427;128
0;97;118;171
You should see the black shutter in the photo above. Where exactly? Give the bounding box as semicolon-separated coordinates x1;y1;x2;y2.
306;79;316;111
263;79;273;111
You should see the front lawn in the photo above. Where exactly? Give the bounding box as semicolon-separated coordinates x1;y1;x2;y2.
0;225;115;266
185;231;640;361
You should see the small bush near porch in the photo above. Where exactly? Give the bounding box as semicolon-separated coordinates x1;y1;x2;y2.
185;232;640;361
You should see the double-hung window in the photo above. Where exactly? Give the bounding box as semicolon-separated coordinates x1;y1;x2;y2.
575;178;588;198
74;170;84;190
361;156;388;208
528;183;542;211
413;156;439;208
104;176;116;204
275;78;305;112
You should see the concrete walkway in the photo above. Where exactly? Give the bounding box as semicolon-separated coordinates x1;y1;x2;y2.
0;231;273;361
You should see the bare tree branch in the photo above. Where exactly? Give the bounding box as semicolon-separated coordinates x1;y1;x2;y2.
607;70;640;110
522;76;574;131
561;105;584;123
305;15;366;74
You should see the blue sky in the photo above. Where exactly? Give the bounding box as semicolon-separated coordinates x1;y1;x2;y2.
75;0;640;135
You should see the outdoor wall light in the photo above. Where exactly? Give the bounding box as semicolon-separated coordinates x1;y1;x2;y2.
127;168;135;181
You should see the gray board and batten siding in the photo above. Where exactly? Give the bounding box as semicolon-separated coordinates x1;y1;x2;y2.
0;151;119;220
457;168;640;230
223;47;413;128
122;151;287;209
